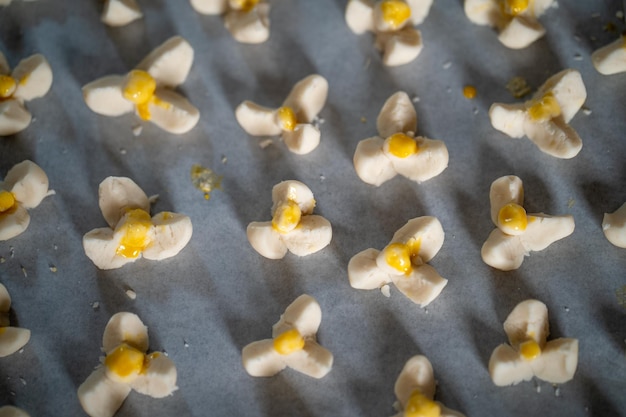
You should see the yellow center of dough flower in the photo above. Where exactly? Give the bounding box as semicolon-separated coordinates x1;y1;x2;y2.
519;339;542;361
383;241;415;274
0;75;17;99
277;106;297;132
380;0;412;30
387;133;418;158
272;200;302;234
527;92;562;122
273;329;306;355
231;0;259;12
116;209;153;258
404;389;441;417
105;343;146;382
497;203;528;234
0;191;16;213
502;0;529;17
123;70;158;121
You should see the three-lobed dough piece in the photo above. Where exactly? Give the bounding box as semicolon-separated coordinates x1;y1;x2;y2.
464;0;554;49
489;299;578;386
481;175;575;271
345;0;434;66
83;176;193;270
101;0;142;26
190;0;270;44
603;202;626;248
82;36;199;134
592;35;626;75
353;91;448;186
0;283;31;358
242;294;333;378
489;69;586;159
348;216;447;307
392;355;466;417
0;160;52;241
247;180;332;259
78;312;178;417
236;74;328;155
0;52;53;136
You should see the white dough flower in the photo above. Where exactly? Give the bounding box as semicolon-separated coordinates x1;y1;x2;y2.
489;299;578;386
348;216;447;307
353;91;448;186
489;69;586;159
0;52;53;136
481;175;575;271
78;312;178;417
345;0;433;66
235;75;328;155
0;283;30;357
242;294;333;378
592;34;626;75
392;355;466;417
82;36;199;134
101;0;142;27
83;177;193;270
190;0;270;44
247;180;332;259
464;0;554;49
0;406;30;417
602;202;626;248
0;160;52;241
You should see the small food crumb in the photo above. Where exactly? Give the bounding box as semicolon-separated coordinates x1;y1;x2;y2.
259;138;274;148
616;285;626;308
91;301;100;310
319;174;326;181
564;306;570;312
360;116;367;123
21;266;27;277
506;76;532;98
19;377;26;386
191;164;222;201
120;148;127;155
463;85;477;99
10;246;14;258
132;125;143;136
582;107;592;116
49;264;57;273
0;257;4;263
221;155;227;164
568;198;575;208
380;284;391;297
573;53;583;61
125;289;137;300
554;386;561;397
411;95;420;103
473;108;479;115
443;61;452;69
148;194;159;204
184;340;189;348
617;10;624;20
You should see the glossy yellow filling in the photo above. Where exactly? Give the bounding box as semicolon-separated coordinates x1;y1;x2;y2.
520;339;541;361
105;343;145;382
123;70;159;121
380;0;412;30
527;92;561;122
231;0;259;12
277;106;297;132
404;389;441;417
387;133;418;158
497;203;528;234
272;200;301;234
0;191;16;213
502;0;529;17
463;85;477;99
273;329;305;355
0;75;17;99
384;242;412;274
116;209;152;258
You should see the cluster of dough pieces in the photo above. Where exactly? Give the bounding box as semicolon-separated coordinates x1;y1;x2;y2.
1;1;625;415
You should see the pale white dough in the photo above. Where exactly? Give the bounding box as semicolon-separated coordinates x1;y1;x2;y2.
0;283;30;357
0;406;31;417
602;202;626;248
592;36;626;75
190;0;270;44
102;0;142;27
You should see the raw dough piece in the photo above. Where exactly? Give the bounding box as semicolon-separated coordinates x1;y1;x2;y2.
236;75;328;154
592;35;626;75
247;180;331;259
602;202;626;248
464;0;554;49
190;0;270;43
0;52;53;136
489;69;586;159
0;283;30;357
489;299;578;386
242;294;333;378
353;91;448;186
348;216;447;307
82;36;199;134
393;355;466;417
83;176;193;270
345;0;433;66
0;160;52;241
0;406;30;417
78;312;177;417
102;0;142;26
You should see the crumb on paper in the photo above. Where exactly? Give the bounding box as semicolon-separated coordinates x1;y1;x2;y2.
573;53;583;61
554;386;561;397
319;174;326;181
617;10;624;20
380;284;391;298
463;85;477;99
568;198;575;208
564;306;570;312
616;285;626;308
360;116;367;124
19;377;26;386
148;194;159;204
473;108;479;115
443;61;452;69
506;76;532;98
125;289;137;300
49;264;57;273
259;138;274;148
53;244;58;250
0;257;4;264
91;301;100;310
411;95;420;103
191;164;223;201
582;107;592;116
21;266;27;278
446;87;452;93
119;148;127;155
221;155;227;164
10;246;14;258
184;340;189;348
132;125;143;136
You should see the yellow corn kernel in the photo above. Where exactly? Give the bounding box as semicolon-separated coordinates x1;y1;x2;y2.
380;0;412;30
387;133;418;158
519;339;541;361
463;85;477;99
272;200;302;234
0;191;16;213
0;75;17;99
527;93;562;122
104;343;145;382
384;242;413;274
502;0;529;16
116;209;153;258
273;329;306;355
231;0;259;12
404;389;441;417
277;106;297;132
497;203;528;234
